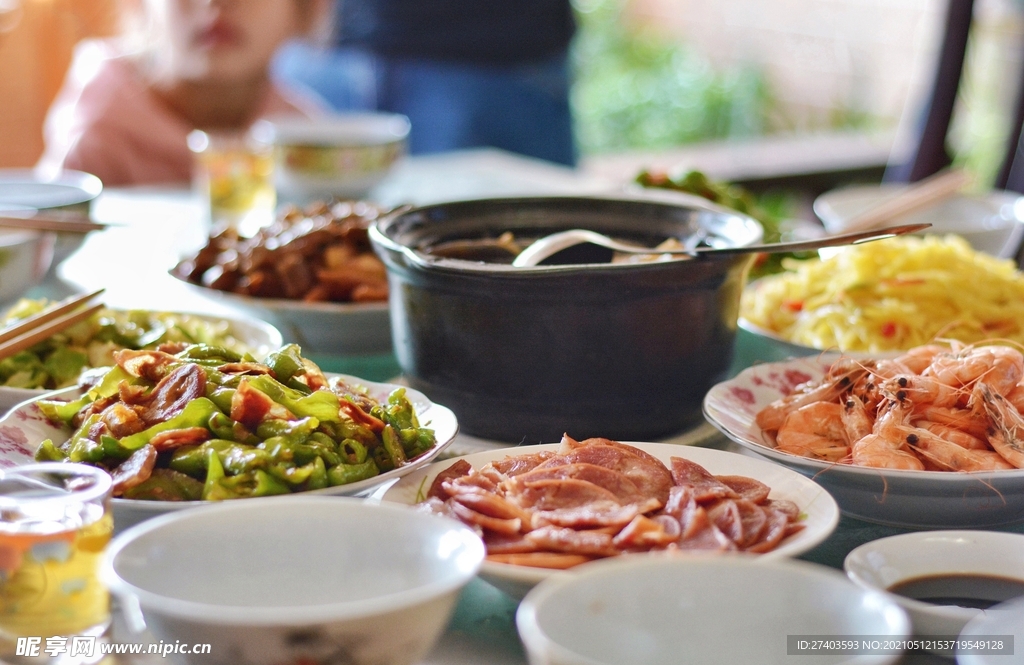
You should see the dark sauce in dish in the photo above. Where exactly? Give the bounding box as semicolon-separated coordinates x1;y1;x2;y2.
888;574;1024;610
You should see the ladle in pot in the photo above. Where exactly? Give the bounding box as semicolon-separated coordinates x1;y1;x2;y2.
511;222;932;267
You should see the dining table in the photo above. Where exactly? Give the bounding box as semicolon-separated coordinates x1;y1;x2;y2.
16;148;1024;665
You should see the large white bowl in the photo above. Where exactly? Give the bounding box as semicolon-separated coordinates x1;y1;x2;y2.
845;531;1024;646
102;497;484;665
957;596;1024;665
517;556;910;665
814;185;1024;259
1;373;458;533
703;355;1024;528
254;113;410;202
383;441;840;600
0;310;283;411
174;277;393;355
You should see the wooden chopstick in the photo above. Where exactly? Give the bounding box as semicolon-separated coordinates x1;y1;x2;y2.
0;213;110;234
839;168;972;234
0;303;106;361
0;289;106;345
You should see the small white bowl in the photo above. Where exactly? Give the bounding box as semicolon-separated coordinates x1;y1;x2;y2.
814;185;1024;259
957;596;1024;665
0;168;102;267
845;531;1024;643
0;228;54;304
517;556;909;665
255;114;410;202
102;497;484;665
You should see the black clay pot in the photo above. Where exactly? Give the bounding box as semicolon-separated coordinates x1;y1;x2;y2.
369;195;762;443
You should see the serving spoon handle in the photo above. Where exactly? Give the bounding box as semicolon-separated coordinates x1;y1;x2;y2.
511;222;931;267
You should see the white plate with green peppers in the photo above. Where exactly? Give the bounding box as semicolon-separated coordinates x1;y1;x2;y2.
3;344;458;532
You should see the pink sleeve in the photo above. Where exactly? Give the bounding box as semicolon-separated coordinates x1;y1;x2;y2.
37;40;193;186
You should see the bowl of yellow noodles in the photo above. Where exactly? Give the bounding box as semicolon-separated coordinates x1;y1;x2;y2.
738;234;1024;358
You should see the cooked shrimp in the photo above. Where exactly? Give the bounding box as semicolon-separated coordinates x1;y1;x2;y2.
840;394;873;442
775;402;850;462
911;404;991;440
851;400;925;470
901;426;1014;471
756;365;867;432
850;358;909;411
925;344;1024;398
1006;382;1024;414
912;420;988;450
975;383;1024;469
895;344;949;374
852;434;926;470
882;373;964;409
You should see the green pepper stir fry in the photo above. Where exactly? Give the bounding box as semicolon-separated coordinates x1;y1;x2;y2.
34;343;436;501
0;299;259;390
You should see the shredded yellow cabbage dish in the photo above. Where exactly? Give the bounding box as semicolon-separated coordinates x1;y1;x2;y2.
739;235;1024;352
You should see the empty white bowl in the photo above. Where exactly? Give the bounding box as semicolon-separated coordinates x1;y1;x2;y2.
814;185;1024;259
517;556;909;665
845;531;1024;643
102;497;484;665
254;114;410;202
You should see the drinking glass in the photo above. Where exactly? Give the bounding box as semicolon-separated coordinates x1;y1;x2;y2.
188;128;276;237
0;463;113;659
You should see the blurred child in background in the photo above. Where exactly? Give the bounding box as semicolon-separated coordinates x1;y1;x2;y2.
37;0;330;186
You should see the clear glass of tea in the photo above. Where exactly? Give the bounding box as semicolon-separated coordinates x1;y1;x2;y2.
188;128;277;237
0;463;113;657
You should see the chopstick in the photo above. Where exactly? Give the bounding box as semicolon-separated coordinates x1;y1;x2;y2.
0;213;110;234
838;168;972;234
0;290;105;360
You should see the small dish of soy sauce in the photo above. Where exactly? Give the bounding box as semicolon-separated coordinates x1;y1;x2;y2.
844;531;1024;655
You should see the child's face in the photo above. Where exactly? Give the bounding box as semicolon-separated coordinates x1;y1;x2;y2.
156;0;311;83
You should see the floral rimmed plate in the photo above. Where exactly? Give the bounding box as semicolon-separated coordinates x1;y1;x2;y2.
381;442;840;600
0;374;457;533
703;355;1024;529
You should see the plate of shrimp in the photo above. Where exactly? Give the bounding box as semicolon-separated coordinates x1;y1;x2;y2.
703;342;1024;528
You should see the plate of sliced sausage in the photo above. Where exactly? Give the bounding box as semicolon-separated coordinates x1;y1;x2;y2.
382;435;839;599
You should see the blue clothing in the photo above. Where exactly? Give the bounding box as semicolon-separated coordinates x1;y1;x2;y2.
272;1;577;164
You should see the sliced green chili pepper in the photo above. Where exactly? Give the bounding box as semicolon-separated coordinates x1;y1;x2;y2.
381;424;406;468
68;414;104;463
327;460;379;486
256;417;319;443
37;395;93;428
246;375;341;423
202;447;227;500
340;438;368;464
87;366;136;400
305;456;328;491
265;344;304;384
34;439;67;462
118;398;219;451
